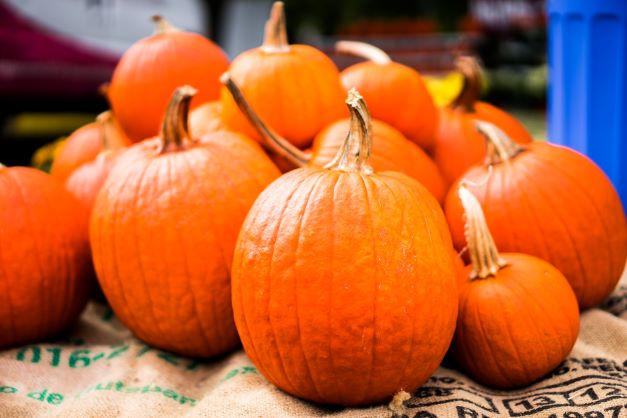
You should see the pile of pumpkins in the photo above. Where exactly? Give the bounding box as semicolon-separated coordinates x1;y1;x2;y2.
2;2;626;407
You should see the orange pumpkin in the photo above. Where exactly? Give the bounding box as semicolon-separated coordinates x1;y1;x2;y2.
51;111;128;182
90;86;280;357
65;113;125;212
222;74;446;203
109;16;229;142
452;184;579;389
190;100;223;138
0;164;91;348
432;56;533;186
338;40;437;149
445;122;627;309
220;2;346;148
231;89;458;406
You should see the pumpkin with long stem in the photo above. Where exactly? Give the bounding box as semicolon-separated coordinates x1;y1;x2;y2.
109;16;229;142
220;2;346;148
90;86;280;357
65;112;126;212
222;74;446;203
231;89;458;406
0;164;92;348
337;40;437;149
432;56;533;186
51;112;128;182
445;122;627;309
452;184;579;389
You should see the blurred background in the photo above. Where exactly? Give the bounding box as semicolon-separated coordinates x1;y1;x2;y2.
0;0;546;167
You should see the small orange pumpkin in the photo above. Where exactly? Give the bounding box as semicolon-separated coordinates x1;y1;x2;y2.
190;100;223;138
452;184;579;389
220;2;346;148
109;16;229;142
445;122;627;309
51;111;128;182
338;40;437;149
222;74;446;203
65;112;125;212
91;86;280;357
432;56;533;186
0;164;91;348
231;89;457;406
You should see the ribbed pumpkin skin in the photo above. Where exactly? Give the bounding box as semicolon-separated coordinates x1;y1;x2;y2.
65;151;121;212
0;167;91;348
341;61;437;149
90;132;280;357
232;168;458;406
433;105;533;186
310;118;446;203
220;45;347;148
110;31;229;142
453;253;580;389
445;143;627;309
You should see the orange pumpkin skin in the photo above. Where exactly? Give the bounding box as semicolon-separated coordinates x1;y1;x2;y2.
454;254;579;389
65;150;121;212
0;166;91;348
91;88;280;357
220;4;346;148
341;61;437;149
190;100;223;138
445;135;627;309
231;91;457;406
109;18;229;142
310;118;446;203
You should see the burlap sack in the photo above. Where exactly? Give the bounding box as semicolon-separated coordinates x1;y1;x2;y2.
1;274;626;418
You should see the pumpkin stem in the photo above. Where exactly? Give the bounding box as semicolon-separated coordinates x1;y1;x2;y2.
220;72;310;167
152;15;179;35
262;2;289;53
325;89;373;174
476;121;524;165
96;111;114;151
335;40;391;65
160;85;197;154
388;391;411;416
449;56;482;112
458;184;507;280
0;162;5;170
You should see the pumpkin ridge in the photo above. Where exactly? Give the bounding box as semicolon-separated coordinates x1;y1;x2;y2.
293;171;333;401
357;174;380;404
133;157;173;346
374;176;418;391
109;160;152;339
264;172;316;395
8;171;49;338
514;157;588;299
504;266;567;370
530;148;616;297
177;153;221;350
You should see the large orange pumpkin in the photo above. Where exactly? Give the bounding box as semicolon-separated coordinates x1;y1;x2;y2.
445;122;627;309
432;56;533;186
220;2;346;148
452;185;579;389
109;16;229;142
222;74;446;202
231;89;458;406
90;86;280;357
51;111;128;182
338;40;437;149
0;164;91;348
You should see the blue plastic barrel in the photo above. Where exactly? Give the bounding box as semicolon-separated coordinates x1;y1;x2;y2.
547;0;627;206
